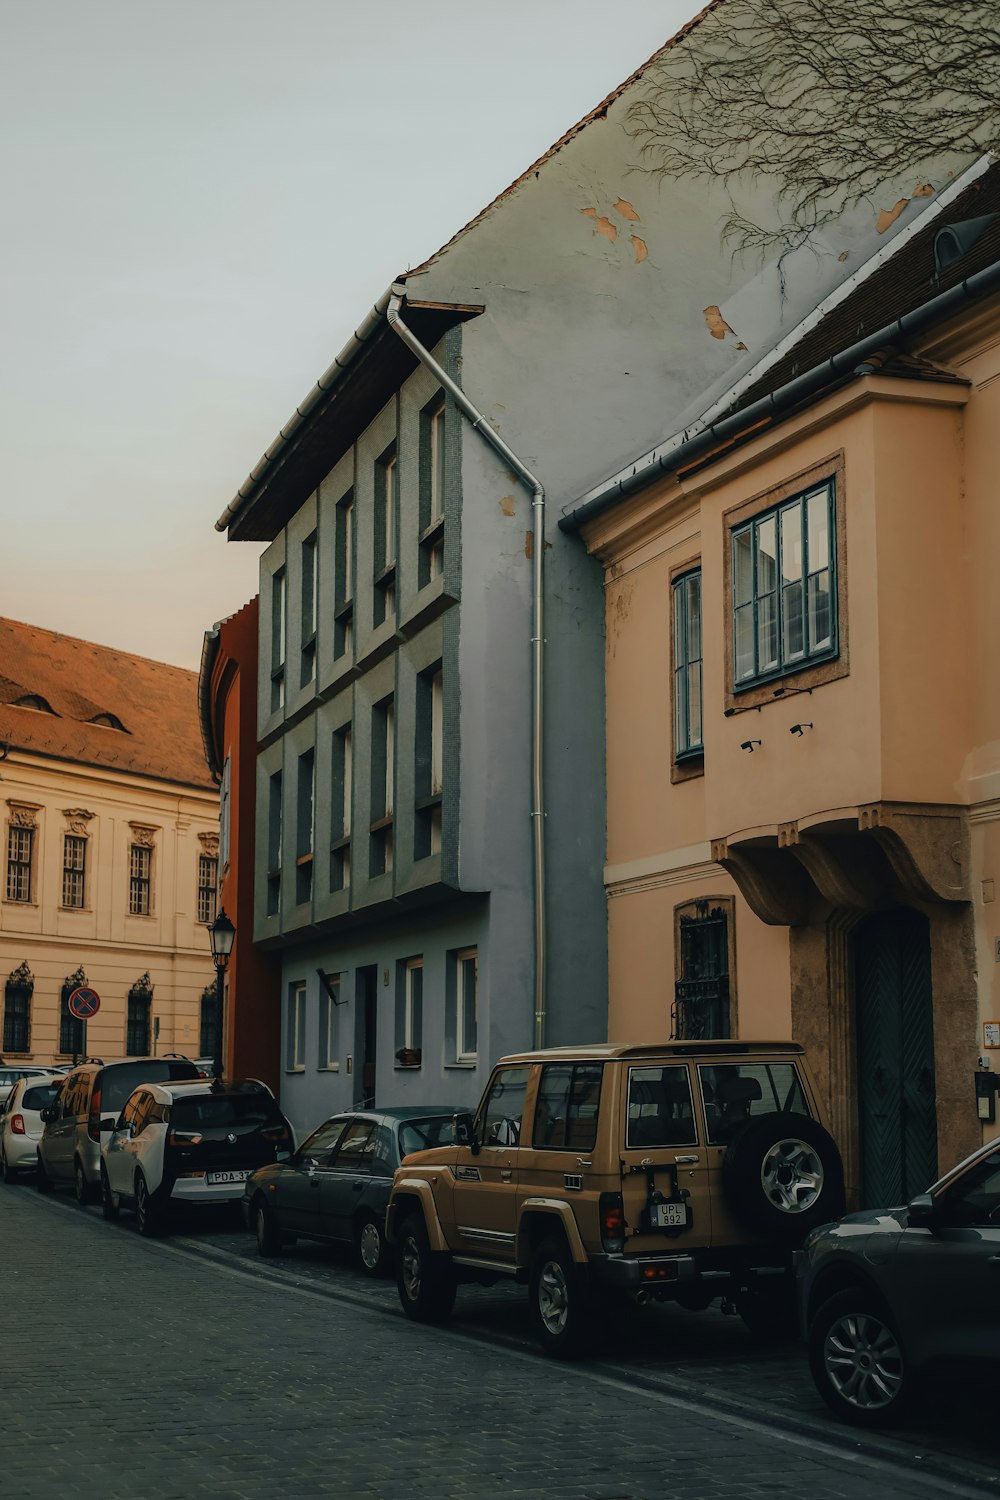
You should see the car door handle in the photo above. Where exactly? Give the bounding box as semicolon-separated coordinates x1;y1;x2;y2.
675;1155;700;1165
352;1181;364;1192
501;1169;512;1182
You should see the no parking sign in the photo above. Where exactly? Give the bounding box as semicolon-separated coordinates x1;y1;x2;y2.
68;986;101;1020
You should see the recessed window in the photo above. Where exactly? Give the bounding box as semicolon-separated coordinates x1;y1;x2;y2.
415;665;443;860
266;770;282;917
59;972;87;1055
6;825;34;903
271;568;287;713
419;395;446;587
126;976;153;1055
14;694;57;715
3;964;33;1054
330;725;352;893
370;697;394;877
455;948;478;1062
197;853;218;925
129;844;153;916
296;749;315;905
301;532;317;688
732;479;835;690
335;491;355;660
199;982;220;1060
62;834;87;909
396;957;423;1064
286;980;306;1070
374;448;398;626
672;569;703;760
318;975;340;1069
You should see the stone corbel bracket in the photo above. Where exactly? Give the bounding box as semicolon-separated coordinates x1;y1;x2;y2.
710;837;810;926
857;802;968;905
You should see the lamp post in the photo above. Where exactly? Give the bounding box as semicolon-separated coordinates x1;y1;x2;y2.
208;907;236;1082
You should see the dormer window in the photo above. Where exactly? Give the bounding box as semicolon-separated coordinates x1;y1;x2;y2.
88;712;127;732
13;695;56;715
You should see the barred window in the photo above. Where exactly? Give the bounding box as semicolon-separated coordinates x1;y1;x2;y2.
3;969;32;1054
6;826;33;903
62;835;87;909
126;983;152;1056
129;844;152;916
200;981;220;1059
59;974;86;1055
197;854;218;925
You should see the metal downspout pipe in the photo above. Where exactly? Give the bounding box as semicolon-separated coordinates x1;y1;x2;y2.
386;286;548;1050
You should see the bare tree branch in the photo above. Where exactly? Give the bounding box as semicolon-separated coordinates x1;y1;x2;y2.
628;0;1000;254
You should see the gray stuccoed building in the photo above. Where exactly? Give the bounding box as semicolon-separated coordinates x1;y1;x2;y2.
213;11;968;1139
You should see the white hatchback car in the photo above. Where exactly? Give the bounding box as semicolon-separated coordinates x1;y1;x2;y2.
1;1073;62;1182
100;1078;293;1235
0;1065;52;1109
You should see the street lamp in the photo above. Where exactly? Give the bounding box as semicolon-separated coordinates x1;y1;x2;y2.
209;907;236;1082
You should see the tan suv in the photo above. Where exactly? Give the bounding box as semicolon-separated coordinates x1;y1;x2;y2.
385;1041;843;1357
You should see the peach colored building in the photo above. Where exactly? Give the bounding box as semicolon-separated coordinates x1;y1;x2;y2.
565;169;1000;1209
0;619;219;1064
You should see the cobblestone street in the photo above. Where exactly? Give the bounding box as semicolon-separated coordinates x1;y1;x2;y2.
4;1184;998;1500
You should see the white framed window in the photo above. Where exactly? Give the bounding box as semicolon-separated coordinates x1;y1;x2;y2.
430;669;443;798
197;854;218;925
456;948;478;1061
287;980;306;1070
318;976;340;1070
396;957;423;1061
429;398;445;523
382;453;397;570
384;702;394;817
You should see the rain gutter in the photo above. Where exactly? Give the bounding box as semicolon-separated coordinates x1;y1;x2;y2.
561;253;1000;535
385;285;550;1051
215;286;398;534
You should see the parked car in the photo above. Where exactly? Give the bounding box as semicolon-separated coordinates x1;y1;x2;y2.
799;1136;1000;1428
101;1078;293;1236
245;1106;461;1276
0;1073;62;1182
36;1056;202;1203
0;1064;52;1108
385;1041;844;1357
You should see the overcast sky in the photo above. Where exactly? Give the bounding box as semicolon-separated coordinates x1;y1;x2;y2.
1;1;700;671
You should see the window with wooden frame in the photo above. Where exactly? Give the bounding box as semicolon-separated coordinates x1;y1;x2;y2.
672;569;703;762
197;853;218;925
129;844;153;916
6;824;33;903
732;476;836;692
61;834;87;909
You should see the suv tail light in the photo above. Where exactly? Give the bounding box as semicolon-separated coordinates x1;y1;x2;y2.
10;1113;25;1135
168;1130;203;1147
87;1084;102;1143
600;1191;625;1253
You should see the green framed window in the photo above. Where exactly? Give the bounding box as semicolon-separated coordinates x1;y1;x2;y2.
672;569;703;759
732;479;836;690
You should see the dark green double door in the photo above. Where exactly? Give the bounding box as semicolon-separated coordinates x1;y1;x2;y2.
854;908;938;1209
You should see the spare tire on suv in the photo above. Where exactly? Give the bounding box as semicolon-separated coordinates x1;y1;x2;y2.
722;1112;844;1239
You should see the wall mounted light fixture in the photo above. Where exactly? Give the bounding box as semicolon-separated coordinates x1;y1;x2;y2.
789;722;814;736
740;739;762;752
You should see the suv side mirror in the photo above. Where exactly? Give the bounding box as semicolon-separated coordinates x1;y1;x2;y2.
453;1112;479;1155
907;1192;938;1229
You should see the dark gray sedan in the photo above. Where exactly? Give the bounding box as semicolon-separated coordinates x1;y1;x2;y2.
243;1106;459;1276
798;1137;1000;1427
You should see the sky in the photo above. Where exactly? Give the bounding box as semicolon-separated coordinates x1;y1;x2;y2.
1;0;701;672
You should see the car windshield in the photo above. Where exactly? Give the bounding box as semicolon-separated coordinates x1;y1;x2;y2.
22;1083;61;1112
171;1095;284;1130
102;1061;200;1112
398;1116;455;1157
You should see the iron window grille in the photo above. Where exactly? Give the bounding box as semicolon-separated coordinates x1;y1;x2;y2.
59;969;88;1055
672;902;731;1040
197;854;218;925
732;478;836;690
6;826;33;903
129;844;152;915
127;976;153;1055
672;569;703;759
3;964;33;1053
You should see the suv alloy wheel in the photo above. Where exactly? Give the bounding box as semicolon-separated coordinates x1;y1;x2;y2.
529;1236;605;1359
396;1213;456;1323
808;1289;911;1428
723;1113;843;1238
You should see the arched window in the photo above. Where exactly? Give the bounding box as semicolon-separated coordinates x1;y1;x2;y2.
199;981;219;1061
3;961;33;1054
126;974;153;1056
60;967;88;1055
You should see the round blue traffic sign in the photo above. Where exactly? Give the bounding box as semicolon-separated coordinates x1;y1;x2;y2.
68;986;101;1020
